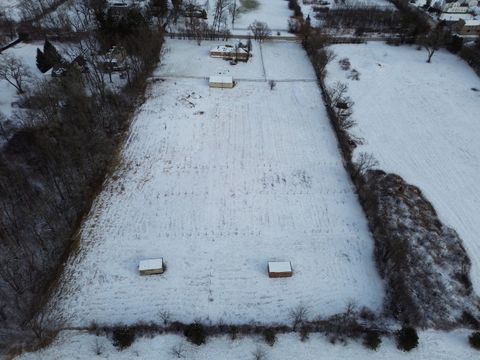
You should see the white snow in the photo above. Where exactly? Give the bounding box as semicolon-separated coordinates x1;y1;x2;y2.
16;330;479;359
48;39;383;327
325;42;480;293
232;0;293;30
268;261;292;273
138;258;164;273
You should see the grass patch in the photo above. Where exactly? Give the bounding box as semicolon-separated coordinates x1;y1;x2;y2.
239;0;259;12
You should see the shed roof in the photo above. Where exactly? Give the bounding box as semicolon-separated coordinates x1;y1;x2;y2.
268;261;292;273
139;258;163;271
209;76;233;84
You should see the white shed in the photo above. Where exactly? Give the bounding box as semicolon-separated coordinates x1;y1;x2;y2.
268;261;293;278
139;258;164;275
209;76;234;88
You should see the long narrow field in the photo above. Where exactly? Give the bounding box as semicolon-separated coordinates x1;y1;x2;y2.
50;40;383;327
326;42;480;292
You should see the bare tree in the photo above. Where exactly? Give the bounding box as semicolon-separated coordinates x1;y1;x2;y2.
252;345;267;360
159;310;171;326
170;341;187;358
268;80;276;90
212;0;231;32
248;21;271;42
0;54;32;94
353;152;378;179
418;25;444;63
311;48;336;79
289;304;308;331
327;81;356;130
229;0;238;27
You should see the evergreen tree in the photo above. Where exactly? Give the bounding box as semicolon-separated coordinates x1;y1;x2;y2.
36;48;52;73
43;39;63;67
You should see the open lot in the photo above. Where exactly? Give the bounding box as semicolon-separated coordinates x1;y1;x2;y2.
233;0;292;30
50;39;384;327
326;42;480;293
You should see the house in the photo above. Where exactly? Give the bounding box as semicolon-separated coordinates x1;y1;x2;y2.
209;76;234;88
102;46;127;71
139;258;164;275
210;44;250;61
268;261;293;278
454;19;480;35
440;12;474;22
443;3;470;13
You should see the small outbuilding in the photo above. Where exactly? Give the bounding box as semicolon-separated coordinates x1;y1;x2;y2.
268;261;293;278
209;76;234;88
139;258;164;275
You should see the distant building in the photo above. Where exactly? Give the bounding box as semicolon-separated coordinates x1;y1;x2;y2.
453;19;480;35
268;261;293;278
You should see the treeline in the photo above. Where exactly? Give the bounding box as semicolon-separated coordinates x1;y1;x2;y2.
322;7;401;34
0;1;164;349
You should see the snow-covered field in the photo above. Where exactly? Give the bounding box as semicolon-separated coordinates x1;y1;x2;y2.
49;39;384;327
158;40;316;81
232;0;293;30
17;330;478;359
326;42;480;292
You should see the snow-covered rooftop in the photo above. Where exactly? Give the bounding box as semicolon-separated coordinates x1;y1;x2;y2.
138;258;163;272
268;261;292;273
209;75;233;84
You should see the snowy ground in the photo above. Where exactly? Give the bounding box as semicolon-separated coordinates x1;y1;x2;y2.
0;0;22;21
17;330;478;359
232;0;293;31
48;39;384;327
325;42;480;293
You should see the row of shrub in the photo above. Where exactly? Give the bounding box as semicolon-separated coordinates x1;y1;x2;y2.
105;322;480;353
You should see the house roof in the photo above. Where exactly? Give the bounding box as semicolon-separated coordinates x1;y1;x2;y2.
210;45;248;54
440;13;474;21
465;19;480;25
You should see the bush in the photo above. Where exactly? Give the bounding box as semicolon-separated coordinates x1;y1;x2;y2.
184;323;206;345
112;327;135;350
395;326;418;352
229;325;239;340
263;328;276;346
363;331;381;351
469;332;480;350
